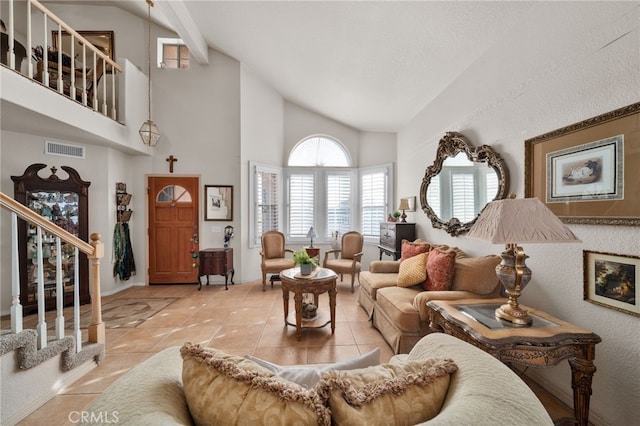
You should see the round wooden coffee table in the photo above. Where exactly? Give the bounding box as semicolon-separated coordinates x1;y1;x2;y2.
280;267;337;340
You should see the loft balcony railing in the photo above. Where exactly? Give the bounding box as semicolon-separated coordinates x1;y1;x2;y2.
1;0;122;119
0;192;105;351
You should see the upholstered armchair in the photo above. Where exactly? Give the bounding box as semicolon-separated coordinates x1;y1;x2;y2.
260;231;295;291
323;231;363;293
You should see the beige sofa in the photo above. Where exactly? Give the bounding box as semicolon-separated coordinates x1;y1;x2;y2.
83;333;552;425
358;244;502;354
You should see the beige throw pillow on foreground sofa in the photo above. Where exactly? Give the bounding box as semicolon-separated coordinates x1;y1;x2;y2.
180;343;330;426
315;358;458;426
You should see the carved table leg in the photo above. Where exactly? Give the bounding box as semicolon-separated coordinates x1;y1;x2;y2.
294;291;304;340
569;357;597;426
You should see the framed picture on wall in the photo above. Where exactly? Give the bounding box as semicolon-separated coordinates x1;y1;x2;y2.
52;30;115;72
205;185;233;221
583;250;639;317
525;102;640;225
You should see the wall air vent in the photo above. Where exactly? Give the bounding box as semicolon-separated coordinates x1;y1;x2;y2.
44;141;86;159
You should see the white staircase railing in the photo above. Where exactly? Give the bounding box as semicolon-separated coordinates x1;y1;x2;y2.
1;0;123;119
1;192;105;351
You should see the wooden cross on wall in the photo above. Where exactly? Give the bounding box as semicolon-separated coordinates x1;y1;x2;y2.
166;155;178;173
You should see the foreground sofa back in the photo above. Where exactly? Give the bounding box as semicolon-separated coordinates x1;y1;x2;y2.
83;333;552;425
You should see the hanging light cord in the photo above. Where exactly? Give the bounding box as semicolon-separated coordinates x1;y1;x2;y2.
146;0;153;123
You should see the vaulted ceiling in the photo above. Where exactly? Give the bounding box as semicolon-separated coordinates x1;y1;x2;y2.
42;1;538;132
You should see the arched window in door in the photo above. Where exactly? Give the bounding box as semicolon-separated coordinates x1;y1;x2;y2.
156;185;192;203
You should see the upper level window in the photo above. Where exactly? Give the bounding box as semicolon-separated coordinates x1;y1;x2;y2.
288;135;351;167
157;37;190;69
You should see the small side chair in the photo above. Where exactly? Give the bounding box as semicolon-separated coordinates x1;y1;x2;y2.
260;230;295;291
323;231;363;293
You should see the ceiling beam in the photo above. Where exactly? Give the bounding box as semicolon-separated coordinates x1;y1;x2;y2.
154;0;209;65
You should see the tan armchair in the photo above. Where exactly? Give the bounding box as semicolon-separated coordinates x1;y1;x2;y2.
323;231;363;293
260;230;295;291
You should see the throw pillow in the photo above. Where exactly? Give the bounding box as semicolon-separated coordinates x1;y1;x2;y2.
244;347;381;389
423;249;456;291
452;255;501;295
397;252;428;287
315;358;458;426
180;343;330;426
400;239;430;262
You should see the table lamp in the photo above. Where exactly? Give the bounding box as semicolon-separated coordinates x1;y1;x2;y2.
467;195;581;325
306;226;318;248
397;198;410;223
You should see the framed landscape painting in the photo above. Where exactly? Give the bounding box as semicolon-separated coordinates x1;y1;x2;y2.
583;250;639;317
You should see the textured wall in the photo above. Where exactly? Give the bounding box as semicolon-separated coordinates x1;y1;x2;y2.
397;2;640;425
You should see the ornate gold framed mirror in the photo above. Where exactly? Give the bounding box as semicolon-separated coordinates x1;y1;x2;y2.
419;132;509;236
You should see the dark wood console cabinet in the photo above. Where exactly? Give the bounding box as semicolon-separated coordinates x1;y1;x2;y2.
198;248;234;290
378;222;416;260
12;164;91;315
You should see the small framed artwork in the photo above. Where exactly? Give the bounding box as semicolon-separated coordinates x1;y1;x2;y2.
401;196;416;212
52;30;115;72
583;250;639;317
525;102;640;225
204;185;233;221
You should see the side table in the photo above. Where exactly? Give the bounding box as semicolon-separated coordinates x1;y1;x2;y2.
427;298;601;426
198;248;234;290
304;247;320;261
280;267;337;340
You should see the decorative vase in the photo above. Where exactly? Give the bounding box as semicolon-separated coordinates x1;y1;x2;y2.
300;263;313;275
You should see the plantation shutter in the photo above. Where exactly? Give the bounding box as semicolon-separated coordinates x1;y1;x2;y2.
361;171;386;238
289;173;315;237
327;173;352;236
451;172;475;222
256;168;279;240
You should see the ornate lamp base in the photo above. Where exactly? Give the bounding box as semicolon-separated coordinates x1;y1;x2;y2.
495;302;532;325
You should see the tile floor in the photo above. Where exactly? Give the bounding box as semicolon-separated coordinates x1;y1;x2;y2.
11;278;574;425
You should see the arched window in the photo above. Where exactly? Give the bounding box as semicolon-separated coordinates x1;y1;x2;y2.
288;135;351;167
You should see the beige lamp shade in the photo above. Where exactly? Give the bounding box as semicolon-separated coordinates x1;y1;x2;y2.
467;197;581;244
398;198;411;211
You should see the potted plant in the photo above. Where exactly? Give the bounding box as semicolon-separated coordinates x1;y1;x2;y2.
293;248;318;275
392;210;402;221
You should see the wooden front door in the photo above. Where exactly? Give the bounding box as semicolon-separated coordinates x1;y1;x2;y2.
148;176;199;284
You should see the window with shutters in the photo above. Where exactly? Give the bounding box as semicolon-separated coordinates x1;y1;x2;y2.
252;136;392;246
360;167;391;240
250;162;282;247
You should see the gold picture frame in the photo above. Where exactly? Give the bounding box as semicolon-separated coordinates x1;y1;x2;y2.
52;30;115;72
204;185;233;221
583;250;639;317
525;102;640;225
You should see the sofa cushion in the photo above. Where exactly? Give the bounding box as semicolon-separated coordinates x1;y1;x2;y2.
359;271;399;299
376;286;423;332
400;239;430;261
423;249;456;291
244;348;380;389
397;252;428;287
180;343;330;426
315;358;458;426
452;255;501;295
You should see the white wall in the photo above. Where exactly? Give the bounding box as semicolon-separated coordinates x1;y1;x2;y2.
239;64;285;282
397;2;640;425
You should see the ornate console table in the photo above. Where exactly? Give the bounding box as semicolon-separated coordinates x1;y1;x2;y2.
427;298;601;426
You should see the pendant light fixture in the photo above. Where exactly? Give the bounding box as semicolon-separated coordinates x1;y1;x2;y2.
139;0;160;146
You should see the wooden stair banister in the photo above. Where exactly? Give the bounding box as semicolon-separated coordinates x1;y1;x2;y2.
0;192;104;344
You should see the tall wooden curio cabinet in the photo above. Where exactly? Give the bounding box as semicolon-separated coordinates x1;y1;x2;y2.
12;164;91;315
